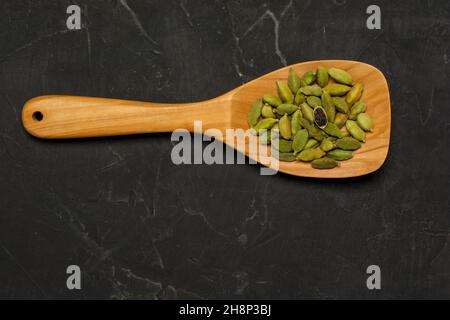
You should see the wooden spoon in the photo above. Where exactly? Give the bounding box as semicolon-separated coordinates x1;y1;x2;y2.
22;60;391;178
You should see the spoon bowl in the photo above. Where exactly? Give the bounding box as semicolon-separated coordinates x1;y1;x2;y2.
22;60;391;178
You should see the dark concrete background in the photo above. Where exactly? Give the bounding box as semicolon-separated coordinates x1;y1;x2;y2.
0;0;448;299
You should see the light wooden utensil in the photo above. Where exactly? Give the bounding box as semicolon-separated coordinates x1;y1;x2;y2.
22;60;391;178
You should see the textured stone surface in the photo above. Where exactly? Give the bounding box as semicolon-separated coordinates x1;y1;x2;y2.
0;0;448;299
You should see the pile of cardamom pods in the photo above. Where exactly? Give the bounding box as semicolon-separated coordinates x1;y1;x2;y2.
247;67;374;169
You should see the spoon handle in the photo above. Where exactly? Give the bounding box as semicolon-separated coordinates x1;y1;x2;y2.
22;95;228;139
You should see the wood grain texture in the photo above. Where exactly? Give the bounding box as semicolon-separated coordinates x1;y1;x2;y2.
22;60;390;178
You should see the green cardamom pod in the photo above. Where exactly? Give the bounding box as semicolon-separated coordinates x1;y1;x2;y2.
300;103;315;124
346;120;366;142
323;122;343;138
298;116;311;128
291;110;302;135
311;157;338;169
332;97;349;114
320;138;336;152
273;152;297;162
261;104;276;118
307;96;322;108
288;68;302;95
357;113;374;132
276;81;294;104
346;83;364;106
294;90;306;106
276;103;298;115
317;66;329;88
247;99;263;127
335;137;361;150
312;128;327;141
334;112;348;128
327;149;354;161
324;84;352;96
292;129;309;154
300;84;323;96
263;94;282;107
349;101;366;120
253;118;278;133
304;139;319;150
328;68;353;85
321;91;336;123
279;114;292;140
297;147;325;162
273;138;293;153
302;71;317;85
